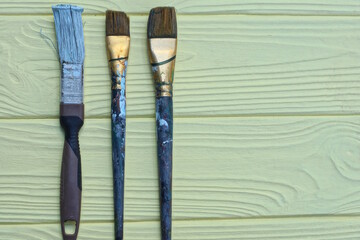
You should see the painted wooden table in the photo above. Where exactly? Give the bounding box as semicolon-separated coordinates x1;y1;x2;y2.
1;1;360;239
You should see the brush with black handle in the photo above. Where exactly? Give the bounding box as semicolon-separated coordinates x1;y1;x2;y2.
105;11;130;240
147;7;177;240
52;4;85;240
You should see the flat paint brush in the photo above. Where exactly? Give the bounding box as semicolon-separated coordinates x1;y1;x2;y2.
52;4;85;240
105;10;130;240
147;7;177;240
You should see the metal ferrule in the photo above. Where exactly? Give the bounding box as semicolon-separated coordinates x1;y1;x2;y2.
61;63;84;104
148;38;177;97
106;36;130;90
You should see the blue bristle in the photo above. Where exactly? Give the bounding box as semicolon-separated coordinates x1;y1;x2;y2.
52;4;85;64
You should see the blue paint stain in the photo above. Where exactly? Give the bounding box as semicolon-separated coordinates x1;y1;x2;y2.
120;61;127;119
159;119;169;127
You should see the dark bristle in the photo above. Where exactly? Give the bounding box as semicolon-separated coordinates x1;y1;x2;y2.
147;7;177;38
106;10;130;36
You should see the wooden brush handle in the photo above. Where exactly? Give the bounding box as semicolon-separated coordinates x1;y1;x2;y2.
111;87;126;240
156;97;173;240
60;104;84;240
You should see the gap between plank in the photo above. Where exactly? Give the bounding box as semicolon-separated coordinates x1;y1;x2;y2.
1;112;360;121
1;214;360;226
1;13;360;17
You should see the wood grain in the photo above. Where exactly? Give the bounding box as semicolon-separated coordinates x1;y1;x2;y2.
1;117;360;223
0;0;359;16
0;216;360;239
1;15;360;118
1;1;359;238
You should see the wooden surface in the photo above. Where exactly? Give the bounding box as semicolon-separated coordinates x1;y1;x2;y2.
0;1;360;239
2;15;360;118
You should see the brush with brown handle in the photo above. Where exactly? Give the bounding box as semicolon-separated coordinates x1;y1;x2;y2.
52;4;85;240
147;7;177;240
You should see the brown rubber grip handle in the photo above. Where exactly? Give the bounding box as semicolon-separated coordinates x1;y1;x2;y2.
60;104;84;240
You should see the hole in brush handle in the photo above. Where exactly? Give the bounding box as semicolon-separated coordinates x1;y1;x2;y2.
61;219;79;240
64;220;77;235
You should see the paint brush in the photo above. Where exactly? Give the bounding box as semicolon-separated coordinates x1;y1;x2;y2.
105;11;130;240
147;7;177;240
52;4;85;240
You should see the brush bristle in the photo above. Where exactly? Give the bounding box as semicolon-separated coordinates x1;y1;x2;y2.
147;7;177;39
52;4;85;64
106;11;130;36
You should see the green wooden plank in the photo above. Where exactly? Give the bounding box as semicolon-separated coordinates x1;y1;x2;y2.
0;216;360;239
0;117;360;222
0;15;360;118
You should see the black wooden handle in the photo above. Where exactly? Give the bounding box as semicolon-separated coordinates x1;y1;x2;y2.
60;104;84;240
156;97;173;240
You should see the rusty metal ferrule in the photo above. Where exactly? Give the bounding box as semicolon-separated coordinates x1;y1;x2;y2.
106;36;130;90
148;38;177;97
